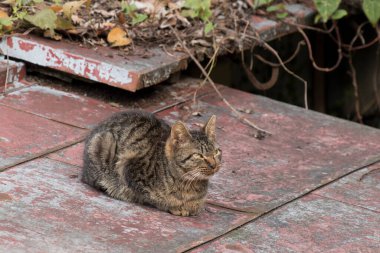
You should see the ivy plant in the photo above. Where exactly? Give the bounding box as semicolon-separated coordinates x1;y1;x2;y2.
182;0;214;33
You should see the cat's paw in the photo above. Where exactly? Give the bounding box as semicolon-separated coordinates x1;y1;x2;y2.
168;207;201;216
169;209;190;216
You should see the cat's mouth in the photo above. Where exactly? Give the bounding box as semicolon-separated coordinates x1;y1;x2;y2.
201;165;220;177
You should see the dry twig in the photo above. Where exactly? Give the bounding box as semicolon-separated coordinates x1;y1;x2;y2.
4;49;9;94
296;25;342;72
347;54;363;123
373;28;380;111
347;24;366;124
241;50;279;91
254;40;305;67
245;33;309;109
193;45;220;105
170;26;271;139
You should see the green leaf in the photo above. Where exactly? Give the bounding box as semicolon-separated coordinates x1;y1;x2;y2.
132;13;147;25
331;9;347;20
0;18;12;26
181;9;196;18
200;7;212;21
266;4;284;12
254;0;274;8
24;8;57;31
183;0;212;21
276;12;288;19
122;2;137;14
314;14;321;23
363;0;380;27
121;2;148;25
313;0;341;23
204;21;214;34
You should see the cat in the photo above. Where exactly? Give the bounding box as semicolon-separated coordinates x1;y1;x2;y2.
82;110;221;216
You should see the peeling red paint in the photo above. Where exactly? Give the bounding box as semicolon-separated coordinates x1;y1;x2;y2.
47;48;63;65
18;40;36;52
0;59;28;93
0;35;189;92
6;37;13;48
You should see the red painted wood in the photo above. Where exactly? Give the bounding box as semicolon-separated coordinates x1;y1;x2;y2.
191;194;380;252
156;87;380;212
315;162;380;212
47;142;84;168
0;77;379;252
0;59;27;93
0;158;253;253
0;105;86;171
0;85;122;129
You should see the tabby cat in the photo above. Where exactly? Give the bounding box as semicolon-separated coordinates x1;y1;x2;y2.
82;110;221;216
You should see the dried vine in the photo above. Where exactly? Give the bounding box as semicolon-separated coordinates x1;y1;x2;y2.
170;26;272;139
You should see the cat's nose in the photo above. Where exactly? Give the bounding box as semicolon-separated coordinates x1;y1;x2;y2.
205;157;217;169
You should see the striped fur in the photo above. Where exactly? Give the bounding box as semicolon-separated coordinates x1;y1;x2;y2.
82;110;221;216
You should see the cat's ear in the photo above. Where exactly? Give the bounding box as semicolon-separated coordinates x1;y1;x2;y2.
170;121;192;144
204;115;216;141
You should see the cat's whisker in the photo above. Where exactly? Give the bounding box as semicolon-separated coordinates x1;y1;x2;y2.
179;170;197;183
183;170;201;190
183;171;197;188
185;174;197;190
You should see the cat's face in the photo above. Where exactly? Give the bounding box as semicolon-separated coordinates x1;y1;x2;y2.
166;115;222;180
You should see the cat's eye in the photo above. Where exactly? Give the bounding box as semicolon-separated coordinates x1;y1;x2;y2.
193;154;203;159
215;149;221;155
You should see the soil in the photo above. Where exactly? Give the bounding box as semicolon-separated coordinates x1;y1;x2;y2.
0;0;312;58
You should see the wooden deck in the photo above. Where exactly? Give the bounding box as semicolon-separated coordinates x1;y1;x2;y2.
0;76;379;252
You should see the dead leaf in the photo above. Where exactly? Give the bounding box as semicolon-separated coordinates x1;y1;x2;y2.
1;0;16;5
160;14;176;29
66;29;80;34
168;2;182;10
133;1;155;14
0;10;12;31
51;5;63;13
92;9;116;18
190;39;212;47
71;14;84;25
176;12;191;27
107;27;132;47
109;102;122;108
192;111;202;117
103;22;116;29
63;0;87;18
55;16;74;30
44;29;62;40
238;108;254;114
117;12;126;24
